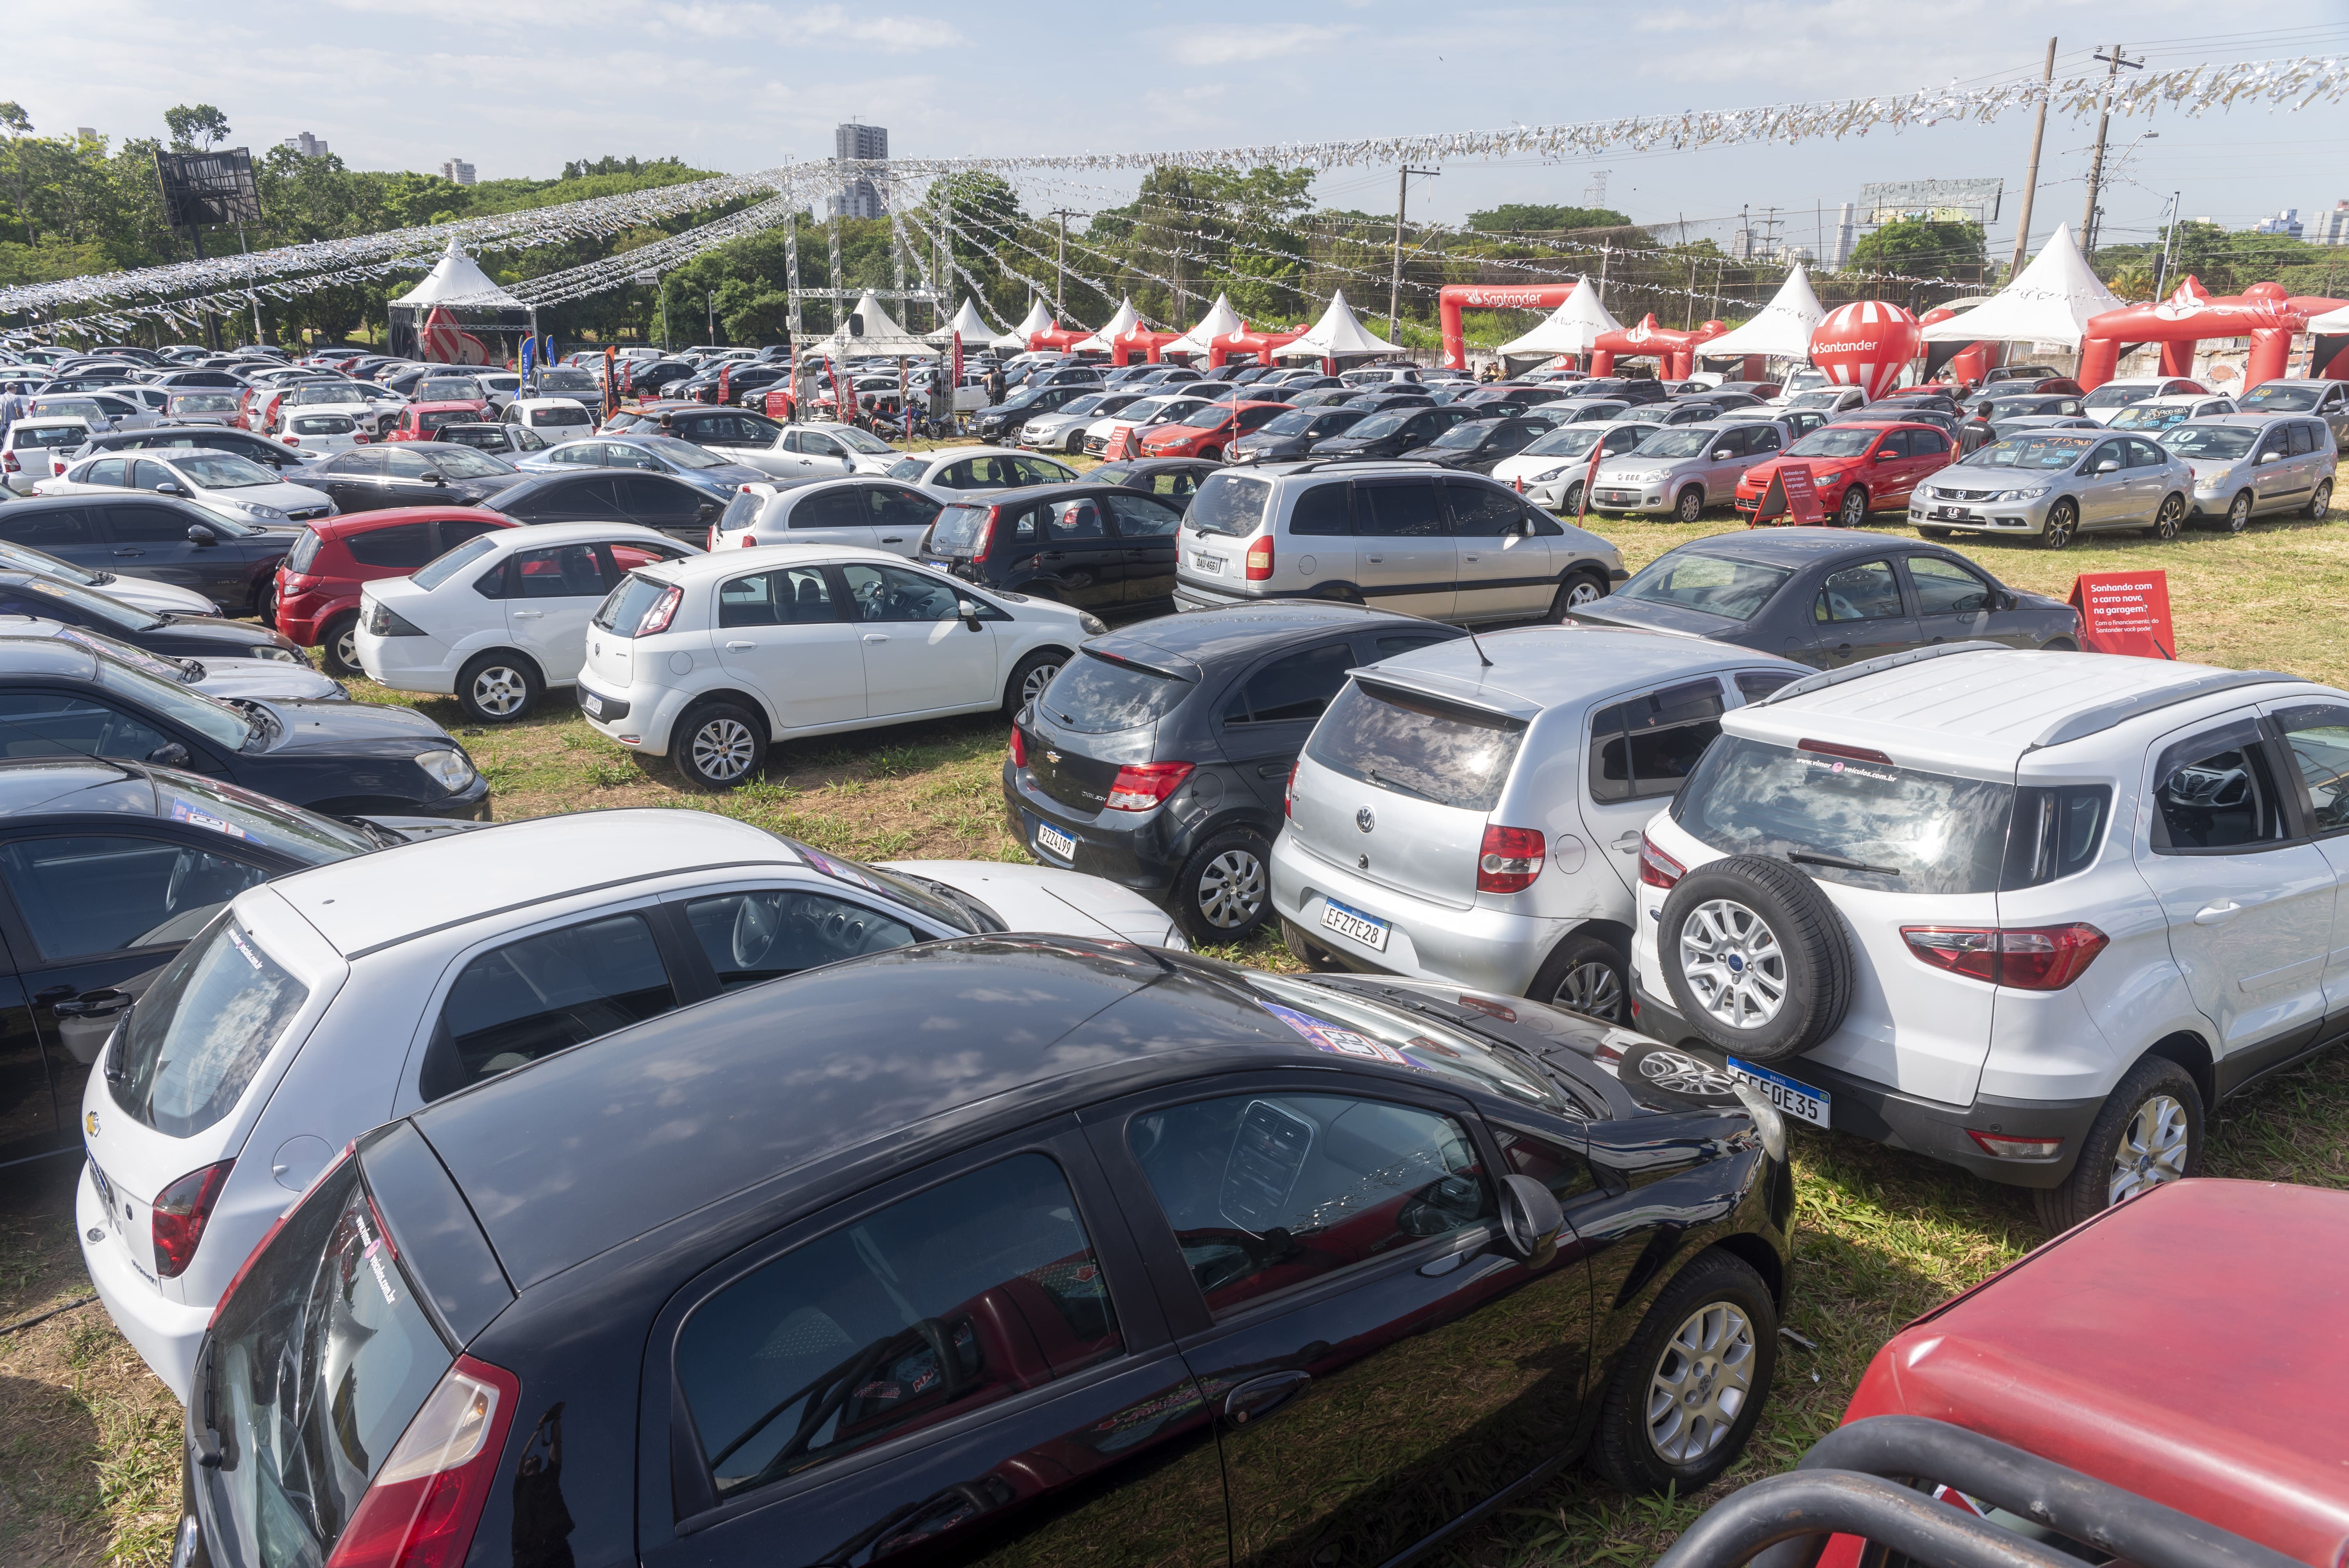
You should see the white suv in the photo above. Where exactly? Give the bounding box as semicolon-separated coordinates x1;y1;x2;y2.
1270;627;1806;1021
75;808;1184;1397
1633;643;2349;1231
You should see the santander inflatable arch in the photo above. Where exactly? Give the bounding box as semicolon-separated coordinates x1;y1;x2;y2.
1590;314;1727;380
1438;283;1579;369
2077;277;2349;390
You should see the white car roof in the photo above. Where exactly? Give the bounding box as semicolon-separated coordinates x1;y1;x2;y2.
1351;625;1791;719
267;810;801;958
645;540;910;583
470;519;686;551
11;417;94;431
512;397;591;411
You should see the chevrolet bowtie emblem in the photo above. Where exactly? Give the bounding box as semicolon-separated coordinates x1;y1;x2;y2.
1044;750;1061;763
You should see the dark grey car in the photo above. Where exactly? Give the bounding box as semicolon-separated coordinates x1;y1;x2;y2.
1567;527;2078;669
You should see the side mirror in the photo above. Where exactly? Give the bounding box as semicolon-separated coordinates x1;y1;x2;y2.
2257;450;2282;464
1497;1174;1564;1262
959;599;983;629
1713;449;1734;460
154;481;185;495
2092;459;2121;474
185;524;217;546
697;502;720;521
1873;449;1895;461
146;741;192;767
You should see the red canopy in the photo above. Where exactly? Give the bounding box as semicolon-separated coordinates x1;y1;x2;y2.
1028;322;1092;354
2078;277;2349;390
1207;321;1307;369
1588;314;1726;379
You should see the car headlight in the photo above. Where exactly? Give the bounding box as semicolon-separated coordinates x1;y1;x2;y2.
415;748;476;793
240;501;289;520
1535;467;1568;482
1816;471;1843;486
1078;612;1108;636
1993;487;2049;502
250;644;301;663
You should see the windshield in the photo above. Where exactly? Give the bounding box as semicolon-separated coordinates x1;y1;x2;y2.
1183;472;1272;537
2239;383;2320;411
412;535;501;591
1258;410;1322;436
112;914;312;1136
538;369;597;392
1960;434;2094;471
1149;399;1212;426
1035;650;1190;733
423;445;512;479
172;454;278;490
94;657;253;750
1343;412;1411;440
172;394;240;412
1306;680;1527;813
1240;971;1569;1113
2082;384;2155;409
1432;421;1495;450
288;384;356;405
418;378;482;400
0;539;101;584
1783;428;1877;458
886;456;927;481
777;837;999;934
1618;551;1793;622
28;576;161;631
1784;390;1843;410
160;772;377;861
1634;429;1715;459
1523;426;1602;458
2108;403;2191;431
37;623;189;680
1060;393;1111;416
637;435;726;470
831;425;896;454
2160;424;2257;459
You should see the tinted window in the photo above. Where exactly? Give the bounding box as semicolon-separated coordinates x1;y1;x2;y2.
1359;480;1447;537
0;835;268;959
436;518;504;550
2003;785;2113;887
106;503;198;545
681;888;918;988
420;912;677;1101
1222;642;1354;726
718;565;834;627
345;522;435;569
0;507;90;546
1588;679;1726;804
790;488;866;532
871;487;939;530
111;916;310;1137
1044;496;1107;542
1306;680;1526;812
1445;481;1525;536
1287;482;1352;536
1909;428;1948;454
1373;632;1453;659
1129;1092;1491;1317
1494;1121;1598;1202
0;691;169;764
1735;670;1800;701
1908;555;1993;615
1034;650;1188;732
2287;423;2319;457
1104;493;1180;537
678;1153;1118;1497
1813;561;1903;624
2276;703;2349;836
513;543;611;599
2151;731;2287;853
1618;552;1793;623
1187;472;1273;537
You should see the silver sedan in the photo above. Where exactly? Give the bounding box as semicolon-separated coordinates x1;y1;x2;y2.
1588;418;1801;521
1909;430;2194;548
1019;390;1145;454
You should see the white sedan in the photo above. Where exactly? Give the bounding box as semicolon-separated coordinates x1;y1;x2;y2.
577;542;1103;788
34;448;335;524
356;521;702;723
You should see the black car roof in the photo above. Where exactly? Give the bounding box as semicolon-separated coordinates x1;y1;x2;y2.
1094;600;1442;675
0;758;157;818
933;479;1123;508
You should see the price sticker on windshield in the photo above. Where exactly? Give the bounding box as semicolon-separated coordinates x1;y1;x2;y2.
171;799;249;839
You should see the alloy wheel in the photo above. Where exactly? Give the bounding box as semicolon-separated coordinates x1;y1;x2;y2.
1562;481;1583;512
1553;959;1625;1021
2107;1093;2191;1205
1020;660;1062;708
333;626;359;673
1837;487;1867;528
2041;503;2077;549
1676;487;1704;523
690;717;757;782
1644;1301;1757;1464
471;666;528;717
2150;493;2185;540
2309;479;2333;520
1678;898;1788;1029
1195;848;1267;930
2226;491;2252;533
1564;577;1604;608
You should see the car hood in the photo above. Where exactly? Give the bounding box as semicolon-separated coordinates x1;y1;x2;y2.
1567;594;1747;638
848;456;899;475
251;697;463;755
190;657;346;703
359;814;488;843
882;859;1185;949
83;573;216;614
135;612;305;655
1596;456;1695;482
1490;452;1584;481
1395;443;1476;465
205;480;331;511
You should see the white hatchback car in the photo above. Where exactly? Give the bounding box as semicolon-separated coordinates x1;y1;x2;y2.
1633;643;2349;1231
74;808;1186;1397
879;445;1079;502
35;448;335;525
578;543;1102;788
710;476;941;555
503;396;599;442
355;521;700;723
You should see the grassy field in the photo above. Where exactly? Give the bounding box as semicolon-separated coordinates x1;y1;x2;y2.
3;456;2347;1565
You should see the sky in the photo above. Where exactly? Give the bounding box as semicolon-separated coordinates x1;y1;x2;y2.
14;0;2349;261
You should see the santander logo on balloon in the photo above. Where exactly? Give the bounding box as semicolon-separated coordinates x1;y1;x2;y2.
1809;300;1922;399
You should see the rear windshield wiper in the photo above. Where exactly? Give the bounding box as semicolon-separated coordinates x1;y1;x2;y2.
1787;850;1903;877
1364;767;1445;805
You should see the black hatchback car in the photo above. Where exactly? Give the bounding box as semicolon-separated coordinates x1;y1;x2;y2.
919;481;1187;616
1082;457;1223;513
178;937;1793;1568
1308;404;1477;461
1006;604;1462;942
0;570;309;663
1398;415;1554;473
0;495;300;620
308;442;526;513
975;383;1103;443
1566;527;2079;668
1231;404;1371;463
490;467;725;544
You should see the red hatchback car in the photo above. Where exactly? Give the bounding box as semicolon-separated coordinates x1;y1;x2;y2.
276;507;513;674
1137;399;1293;461
1733;419;1956;528
386;399;491;442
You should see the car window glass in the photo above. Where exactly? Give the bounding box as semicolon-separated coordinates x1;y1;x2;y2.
1359;480;1447;537
1372;633;1452;659
2126;438;2166;467
677;1152;1118;1497
1907;555;1994;615
1128;1092;1492;1318
1221;642;1355;726
1588;678;1727;803
620;475;695;515
1734;670;1799;701
841;562;959;622
681;888;918;988
513;543;611;599
1492;1122;1598;1203
1287;482;1353;536
435;519;504;550
2088;441;2127;473
0;691;170;766
345;522;435;569
870;487;941;529
1813;561;1903;624
420;912;676;1101
322;451;381;476
2287;424;2318;457
1444;481;1523;536
130;460;175;492
791;488;866;531
106;504;198;545
0;836;269;959
1103;493;1179;538
1909;428;1948;455
1045;497;1107;542
0;507;89;546
1014;458;1072;486
2276;704;2349;837
2151;729;2288;852
84;458;127;488
381;448;435;479
1150;470;1199;497
719;565;835;627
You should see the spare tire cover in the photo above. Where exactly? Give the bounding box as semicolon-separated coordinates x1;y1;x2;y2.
1657;853;1854;1063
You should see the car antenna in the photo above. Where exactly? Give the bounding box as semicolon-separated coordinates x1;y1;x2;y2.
1409;605;1491;668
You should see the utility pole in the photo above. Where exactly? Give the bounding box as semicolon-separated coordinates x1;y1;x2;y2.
2153;191;2181;294
707;290;715;344
1387;166;1438;342
1046;208;1087;320
2080;45;2144;257
1597;239;1611;305
2010;37;2057;279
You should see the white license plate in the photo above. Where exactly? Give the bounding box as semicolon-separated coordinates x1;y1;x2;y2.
1319;897;1390;952
1935;506;1972;521
1035;820;1077;861
583;692;604;716
1729;1057;1831;1128
1192;552;1224;574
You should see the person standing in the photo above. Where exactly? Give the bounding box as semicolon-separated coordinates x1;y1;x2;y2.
985;365;1007;406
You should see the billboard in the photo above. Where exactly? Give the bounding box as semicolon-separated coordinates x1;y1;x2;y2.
1859;178;2002;227
154;148;262;228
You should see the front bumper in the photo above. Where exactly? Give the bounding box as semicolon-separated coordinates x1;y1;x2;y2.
1904;490;2058;535
403;772;495;820
78;1163;209;1401
1589;477;1677;514
1268;832;1573;997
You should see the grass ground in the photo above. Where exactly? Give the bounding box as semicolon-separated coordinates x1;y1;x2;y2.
3;454;2345;1565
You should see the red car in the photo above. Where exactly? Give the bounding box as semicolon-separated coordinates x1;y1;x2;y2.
385;399;491;441
1136;399;1293;460
1733;419;1955;528
274;506;514;674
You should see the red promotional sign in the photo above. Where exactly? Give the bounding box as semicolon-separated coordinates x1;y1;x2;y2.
1104;424;1134;461
2068;571;2176;658
1751;461;1823;526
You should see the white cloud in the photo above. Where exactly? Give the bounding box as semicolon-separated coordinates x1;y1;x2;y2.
1158;23;1350;66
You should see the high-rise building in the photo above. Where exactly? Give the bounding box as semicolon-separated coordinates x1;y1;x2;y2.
282;131;330;159
2313;201;2349;246
830;122;887;219
1828;203;1857;268
2252;207;2303;239
440;158;476;187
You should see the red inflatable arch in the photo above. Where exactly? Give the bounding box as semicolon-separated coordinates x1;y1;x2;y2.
1112;326;1180;365
2078;278;2349;392
1028;321;1093;354
1207;322;1307;369
1918;305;2000;390
1437;283;1583;370
1589;315;1726;380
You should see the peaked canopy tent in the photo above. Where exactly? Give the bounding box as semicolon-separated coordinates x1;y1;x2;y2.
1163;293;1244;361
1694;264;1823;380
930;298;1003;346
1271;290;1408;366
388;240;533;364
1071;299;1141;355
1918;224;2120;355
796;290;940;360
1492;277;1621;371
995;299;1055;353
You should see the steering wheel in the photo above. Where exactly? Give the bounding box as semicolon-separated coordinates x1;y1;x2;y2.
729;895;780;969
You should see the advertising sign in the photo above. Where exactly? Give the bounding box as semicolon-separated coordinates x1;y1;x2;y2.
2068;571;2176;658
1751;461;1823;526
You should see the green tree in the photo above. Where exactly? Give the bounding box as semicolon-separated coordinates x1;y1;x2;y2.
1844;218;1986;279
163;104;232;152
1465;202;1630;233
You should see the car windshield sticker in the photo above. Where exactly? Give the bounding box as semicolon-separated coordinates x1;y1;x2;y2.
1260;1000;1409;1065
172;799;250;839
226;927;265;971
1803;756;1899;785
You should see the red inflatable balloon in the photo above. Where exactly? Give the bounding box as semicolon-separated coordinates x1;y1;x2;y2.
1809;300;1923;400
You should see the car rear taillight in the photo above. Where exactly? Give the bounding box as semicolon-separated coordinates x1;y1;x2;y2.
633;584;683;637
324;1355;520;1568
1902;924;2108;990
1965;1129;2065;1160
1477;825;1545;893
1008;725;1027;767
1245;535;1274;581
1105;761;1195;812
283;435;300;445
0;453;14;471
971;506;1003;564
739;535;756;547
1283;761;1297;818
151;1160;233;1279
1638;834;1684;890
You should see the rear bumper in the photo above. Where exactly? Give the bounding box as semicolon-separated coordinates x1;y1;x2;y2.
353;630;458;696
273;590;356;648
78;1163;207;1401
1001;759;1224;898
1268;833;1575;997
1174;576;1263;612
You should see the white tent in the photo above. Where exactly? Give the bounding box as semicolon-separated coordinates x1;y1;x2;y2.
1071;298;1141;355
996;299;1055;352
1163;293;1244;359
798;290;939;360
2309;302;2349;333
1697;264;1825;362
1918;224;2121;349
1494;276;1622;358
1272;289;1407;360
392;239;526;308
930;297;1002;344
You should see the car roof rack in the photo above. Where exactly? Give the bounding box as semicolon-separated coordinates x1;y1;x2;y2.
1756;641;2010;706
2030;670;2299;749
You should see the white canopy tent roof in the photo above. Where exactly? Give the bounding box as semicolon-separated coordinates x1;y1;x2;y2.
798;290;939;360
1494;276;1622;358
1918;224;2121;349
1071;299;1141;354
1697;264;1824;361
1163;293;1244;358
996;299;1055;352
392;240;527;308
931;297;1002;344
1272;289;1407;360
2308;302;2349;333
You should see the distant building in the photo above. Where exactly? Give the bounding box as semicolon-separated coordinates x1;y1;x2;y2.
1829;202;1857;267
440;158;477;187
2312;201;2349;246
75;127;96;143
830;122;887;219
282;131;330;159
2252;207;2303;239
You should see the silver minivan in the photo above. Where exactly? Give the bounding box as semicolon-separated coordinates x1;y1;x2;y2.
1267;627;1806;1019
2159;413;2338;530
1589;418;1798;521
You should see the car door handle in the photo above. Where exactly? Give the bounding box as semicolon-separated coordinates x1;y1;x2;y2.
879;535;904;543
1257;761;1292;778
1222;1370;1311;1427
862;633;890;644
512;609;544;618
1461;552;1481;562
725;640;755;650
1365;554;1385;563
2194;901;2243;925
1613;831;1642;852
112;549;143;557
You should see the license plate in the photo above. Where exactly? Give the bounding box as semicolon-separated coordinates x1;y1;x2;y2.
1319;897;1390;952
1192;552;1224;574
1728;1057;1831;1128
1034;819;1077;862
1936;506;1971;521
582;692;604;716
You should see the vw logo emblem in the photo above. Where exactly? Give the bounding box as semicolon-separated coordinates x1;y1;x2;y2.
1356;807;1376;833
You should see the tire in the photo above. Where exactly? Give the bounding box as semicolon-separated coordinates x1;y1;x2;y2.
251;581;278;627
1916;525;1952;539
2307;478;2333;520
2038;499;2079;550
2222;489;2253;534
1560;480;1584;513
1589;1250;1778;1496
1003;648;1066;717
1548;570;1608;621
456;652;541;724
2144;492;2185;540
2031;1055;2203;1235
1674;485;1704;524
673;700;766;791
1198;446;1222;462
1527;931;1629;1023
1657;855;1854;1062
1835;486;1868;528
1280;916;1348;972
319;612;362;677
1171;829;1272;945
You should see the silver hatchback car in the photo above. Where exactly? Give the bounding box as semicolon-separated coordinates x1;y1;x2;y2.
1589;418;1799;521
1908;428;2194;548
2158;413;2338;530
1018;390;1145;455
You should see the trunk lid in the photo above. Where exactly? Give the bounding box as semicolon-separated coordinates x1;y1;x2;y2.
1019;647;1198;813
